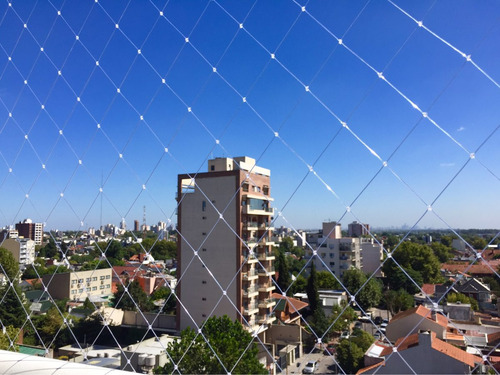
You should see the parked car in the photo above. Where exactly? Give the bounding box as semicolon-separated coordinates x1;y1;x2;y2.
303;361;317;374
340;331;350;339
325;343;336;355
374;316;383;325
354;321;363;329
374;331;382;340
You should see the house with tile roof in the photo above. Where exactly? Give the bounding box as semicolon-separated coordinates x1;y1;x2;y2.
386;305;448;343
271;293;308;324
357;331;483;374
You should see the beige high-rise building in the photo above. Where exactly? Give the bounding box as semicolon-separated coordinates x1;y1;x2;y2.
177;156;276;332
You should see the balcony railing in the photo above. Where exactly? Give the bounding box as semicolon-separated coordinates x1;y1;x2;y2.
243;285;259;295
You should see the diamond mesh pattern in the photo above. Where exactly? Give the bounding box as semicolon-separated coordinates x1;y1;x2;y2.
0;1;499;374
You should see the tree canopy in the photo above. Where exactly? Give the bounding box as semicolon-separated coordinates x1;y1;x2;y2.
154;315;267;374
342;268;382;310
306;263;320;313
382;242;443;292
112;279;154;312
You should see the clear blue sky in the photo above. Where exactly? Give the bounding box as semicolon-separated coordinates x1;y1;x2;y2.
0;0;499;231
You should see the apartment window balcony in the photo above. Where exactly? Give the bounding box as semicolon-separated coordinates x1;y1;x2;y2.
242;250;258;264
258;266;275;276
257;251;275;261
257;313;276;324
242;205;274;216
258;298;276;308
339;255;349;260
243;222;259;229
243;285;259;297
258;283;275;292
243;269;259;281
243;303;259;314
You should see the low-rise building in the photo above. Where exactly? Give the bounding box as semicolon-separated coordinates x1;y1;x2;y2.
357;331;483;374
386;305;448;342
42;268;112;301
120;334;177;373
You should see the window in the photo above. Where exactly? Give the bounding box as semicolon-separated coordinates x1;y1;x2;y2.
86;277;91;282
330;253;334;258
202;232;206;236
202;216;206;220
92;277;97;281
330;262;335;266
78;279;84;283
106;275;110;279
321;253;326;258
106;284;110;288
202;314;206;318
202;200;206;211
202;280;207;284
202;297;206;301
210;165;215;171
100;276;105;280
92;286;97;291
78;288;83;293
263;185;269;195
202;248;207;252
242;183;249;192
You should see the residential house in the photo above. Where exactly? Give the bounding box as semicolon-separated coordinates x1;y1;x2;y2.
357;331;483;374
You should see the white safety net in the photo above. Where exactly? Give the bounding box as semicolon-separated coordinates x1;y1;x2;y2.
0;1;499;374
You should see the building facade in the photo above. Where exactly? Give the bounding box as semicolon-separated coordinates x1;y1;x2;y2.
42;268;112;301
15;219;43;246
347;221;370;237
2;238;35;270
177;156;276;332
314;222;383;278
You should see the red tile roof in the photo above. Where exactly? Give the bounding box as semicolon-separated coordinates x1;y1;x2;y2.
356;361;384;374
421;283;438;296
390;305;448;328
379;332;481;368
271;293;308;312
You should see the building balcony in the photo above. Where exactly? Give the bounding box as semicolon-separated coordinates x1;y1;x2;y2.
258;266;275;276
242;251;258;264
243;303;259;315
243;285;259;298
258;298;276;308
243;206;274;216
339;243;356;252
257;251;275;261
243;222;259;229
258;283;275;292
243;269;258;281
258;313;276;324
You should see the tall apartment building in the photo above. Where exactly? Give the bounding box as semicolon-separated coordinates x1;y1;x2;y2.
42;268;112;301
16;219;43;246
177;156;276;332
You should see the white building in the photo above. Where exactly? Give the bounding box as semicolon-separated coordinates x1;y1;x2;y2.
313;222;383;278
2;237;36;270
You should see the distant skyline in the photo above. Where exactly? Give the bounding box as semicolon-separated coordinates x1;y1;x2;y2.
0;1;499;232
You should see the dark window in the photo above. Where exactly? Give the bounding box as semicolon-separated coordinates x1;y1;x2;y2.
202;297;206;301
202;280;207;284
202;200;206;211
210;165;215;171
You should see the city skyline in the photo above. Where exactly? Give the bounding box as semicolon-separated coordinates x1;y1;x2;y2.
0;1;499;231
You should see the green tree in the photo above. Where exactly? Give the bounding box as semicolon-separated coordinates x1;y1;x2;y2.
0;247;19;280
38;239;59;259
306;263;320;313
276;251;291;293
154;315;267;374
150;286;176;314
289;274;307;294
384;289;414;316
342;268;382;310
83;297;94;310
0;250;25;327
336;339;365;374
308;308;331;339
330;302;357;332
382;242;442;292
0;325;20;351
351;329;375;352
112;279;154;312
447;292;478;311
317;270;340;290
430;242;453;263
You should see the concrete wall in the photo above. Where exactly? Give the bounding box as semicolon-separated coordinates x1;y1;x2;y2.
122;311;176;331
